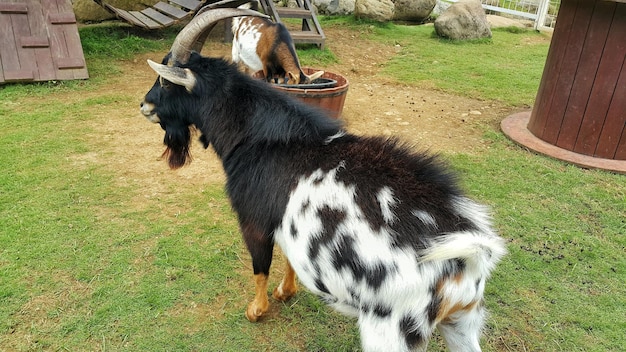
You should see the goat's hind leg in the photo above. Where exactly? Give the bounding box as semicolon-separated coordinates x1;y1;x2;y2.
272;259;297;302
358;311;431;352
437;300;486;352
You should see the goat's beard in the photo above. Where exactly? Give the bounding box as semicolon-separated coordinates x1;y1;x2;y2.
162;124;192;169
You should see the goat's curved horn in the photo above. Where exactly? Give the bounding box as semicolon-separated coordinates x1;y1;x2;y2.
307;70;325;82
169;8;268;65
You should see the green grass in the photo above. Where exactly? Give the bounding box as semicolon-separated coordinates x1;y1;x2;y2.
370;24;550;106
298;45;339;67
317;16;550;106
79;25;178;61
1;19;625;351
450;132;626;351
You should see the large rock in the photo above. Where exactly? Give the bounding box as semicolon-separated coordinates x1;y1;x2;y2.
434;0;491;40
312;0;355;15
73;0;112;22
392;0;436;22
355;0;395;22
432;0;451;17
73;0;160;23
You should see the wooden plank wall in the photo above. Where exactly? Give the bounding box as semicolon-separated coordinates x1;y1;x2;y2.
528;0;626;160
0;0;88;83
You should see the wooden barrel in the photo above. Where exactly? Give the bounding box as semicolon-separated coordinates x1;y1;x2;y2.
254;68;349;119
527;0;626;160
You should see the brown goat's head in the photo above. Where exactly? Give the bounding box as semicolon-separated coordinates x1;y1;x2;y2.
140;8;268;169
268;41;324;85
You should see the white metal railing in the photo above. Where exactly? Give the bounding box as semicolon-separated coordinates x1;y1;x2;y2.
534;0;560;30
442;0;560;31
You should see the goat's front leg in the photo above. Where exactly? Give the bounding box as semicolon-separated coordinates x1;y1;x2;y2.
262;68;273;83
273;259;298;301
263;67;281;84
242;223;274;322
247;272;270;322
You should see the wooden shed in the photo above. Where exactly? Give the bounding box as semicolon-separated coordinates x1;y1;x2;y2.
502;0;626;173
0;0;88;83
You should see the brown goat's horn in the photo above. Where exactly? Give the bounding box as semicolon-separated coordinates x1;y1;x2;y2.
169;8;268;65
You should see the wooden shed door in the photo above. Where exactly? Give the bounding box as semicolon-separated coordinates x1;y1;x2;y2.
0;0;89;83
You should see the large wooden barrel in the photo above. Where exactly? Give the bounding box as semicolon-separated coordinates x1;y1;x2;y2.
527;0;626;160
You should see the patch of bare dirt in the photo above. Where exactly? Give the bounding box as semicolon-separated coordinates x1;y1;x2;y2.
313;27;514;155
33;25;518;202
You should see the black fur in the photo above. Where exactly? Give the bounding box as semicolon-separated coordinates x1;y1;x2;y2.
143;52;475;275
142;51;504;350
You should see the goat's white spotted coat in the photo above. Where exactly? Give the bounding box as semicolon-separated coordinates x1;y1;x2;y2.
273;164;504;351
231;17;264;72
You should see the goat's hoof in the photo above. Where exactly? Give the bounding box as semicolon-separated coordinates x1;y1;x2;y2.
245;301;268;322
272;284;297;302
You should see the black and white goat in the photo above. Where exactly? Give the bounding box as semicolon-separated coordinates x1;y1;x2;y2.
231;4;323;84
140;8;506;352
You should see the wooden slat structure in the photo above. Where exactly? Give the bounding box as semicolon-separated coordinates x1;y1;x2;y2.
0;0;88;83
502;0;626;173
258;0;325;49
93;0;207;29
93;0;324;49
527;0;626;160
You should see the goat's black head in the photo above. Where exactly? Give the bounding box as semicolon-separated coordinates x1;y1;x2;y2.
140;56;198;169
140;7;268;169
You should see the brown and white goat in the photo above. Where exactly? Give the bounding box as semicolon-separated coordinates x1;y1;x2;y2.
140;8;506;352
231;5;323;84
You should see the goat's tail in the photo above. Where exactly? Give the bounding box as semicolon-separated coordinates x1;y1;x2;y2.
420;232;507;278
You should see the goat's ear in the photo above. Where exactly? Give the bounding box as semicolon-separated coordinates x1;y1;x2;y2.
147;59;196;93
287;72;298;84
307;70;324;82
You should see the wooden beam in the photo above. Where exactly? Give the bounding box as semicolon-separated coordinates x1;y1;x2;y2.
48;13;77;24
129;10;163;29
20;36;49;48
0;3;28;13
169;0;202;11
142;8;175;27
56;58;86;69
153;2;188;19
